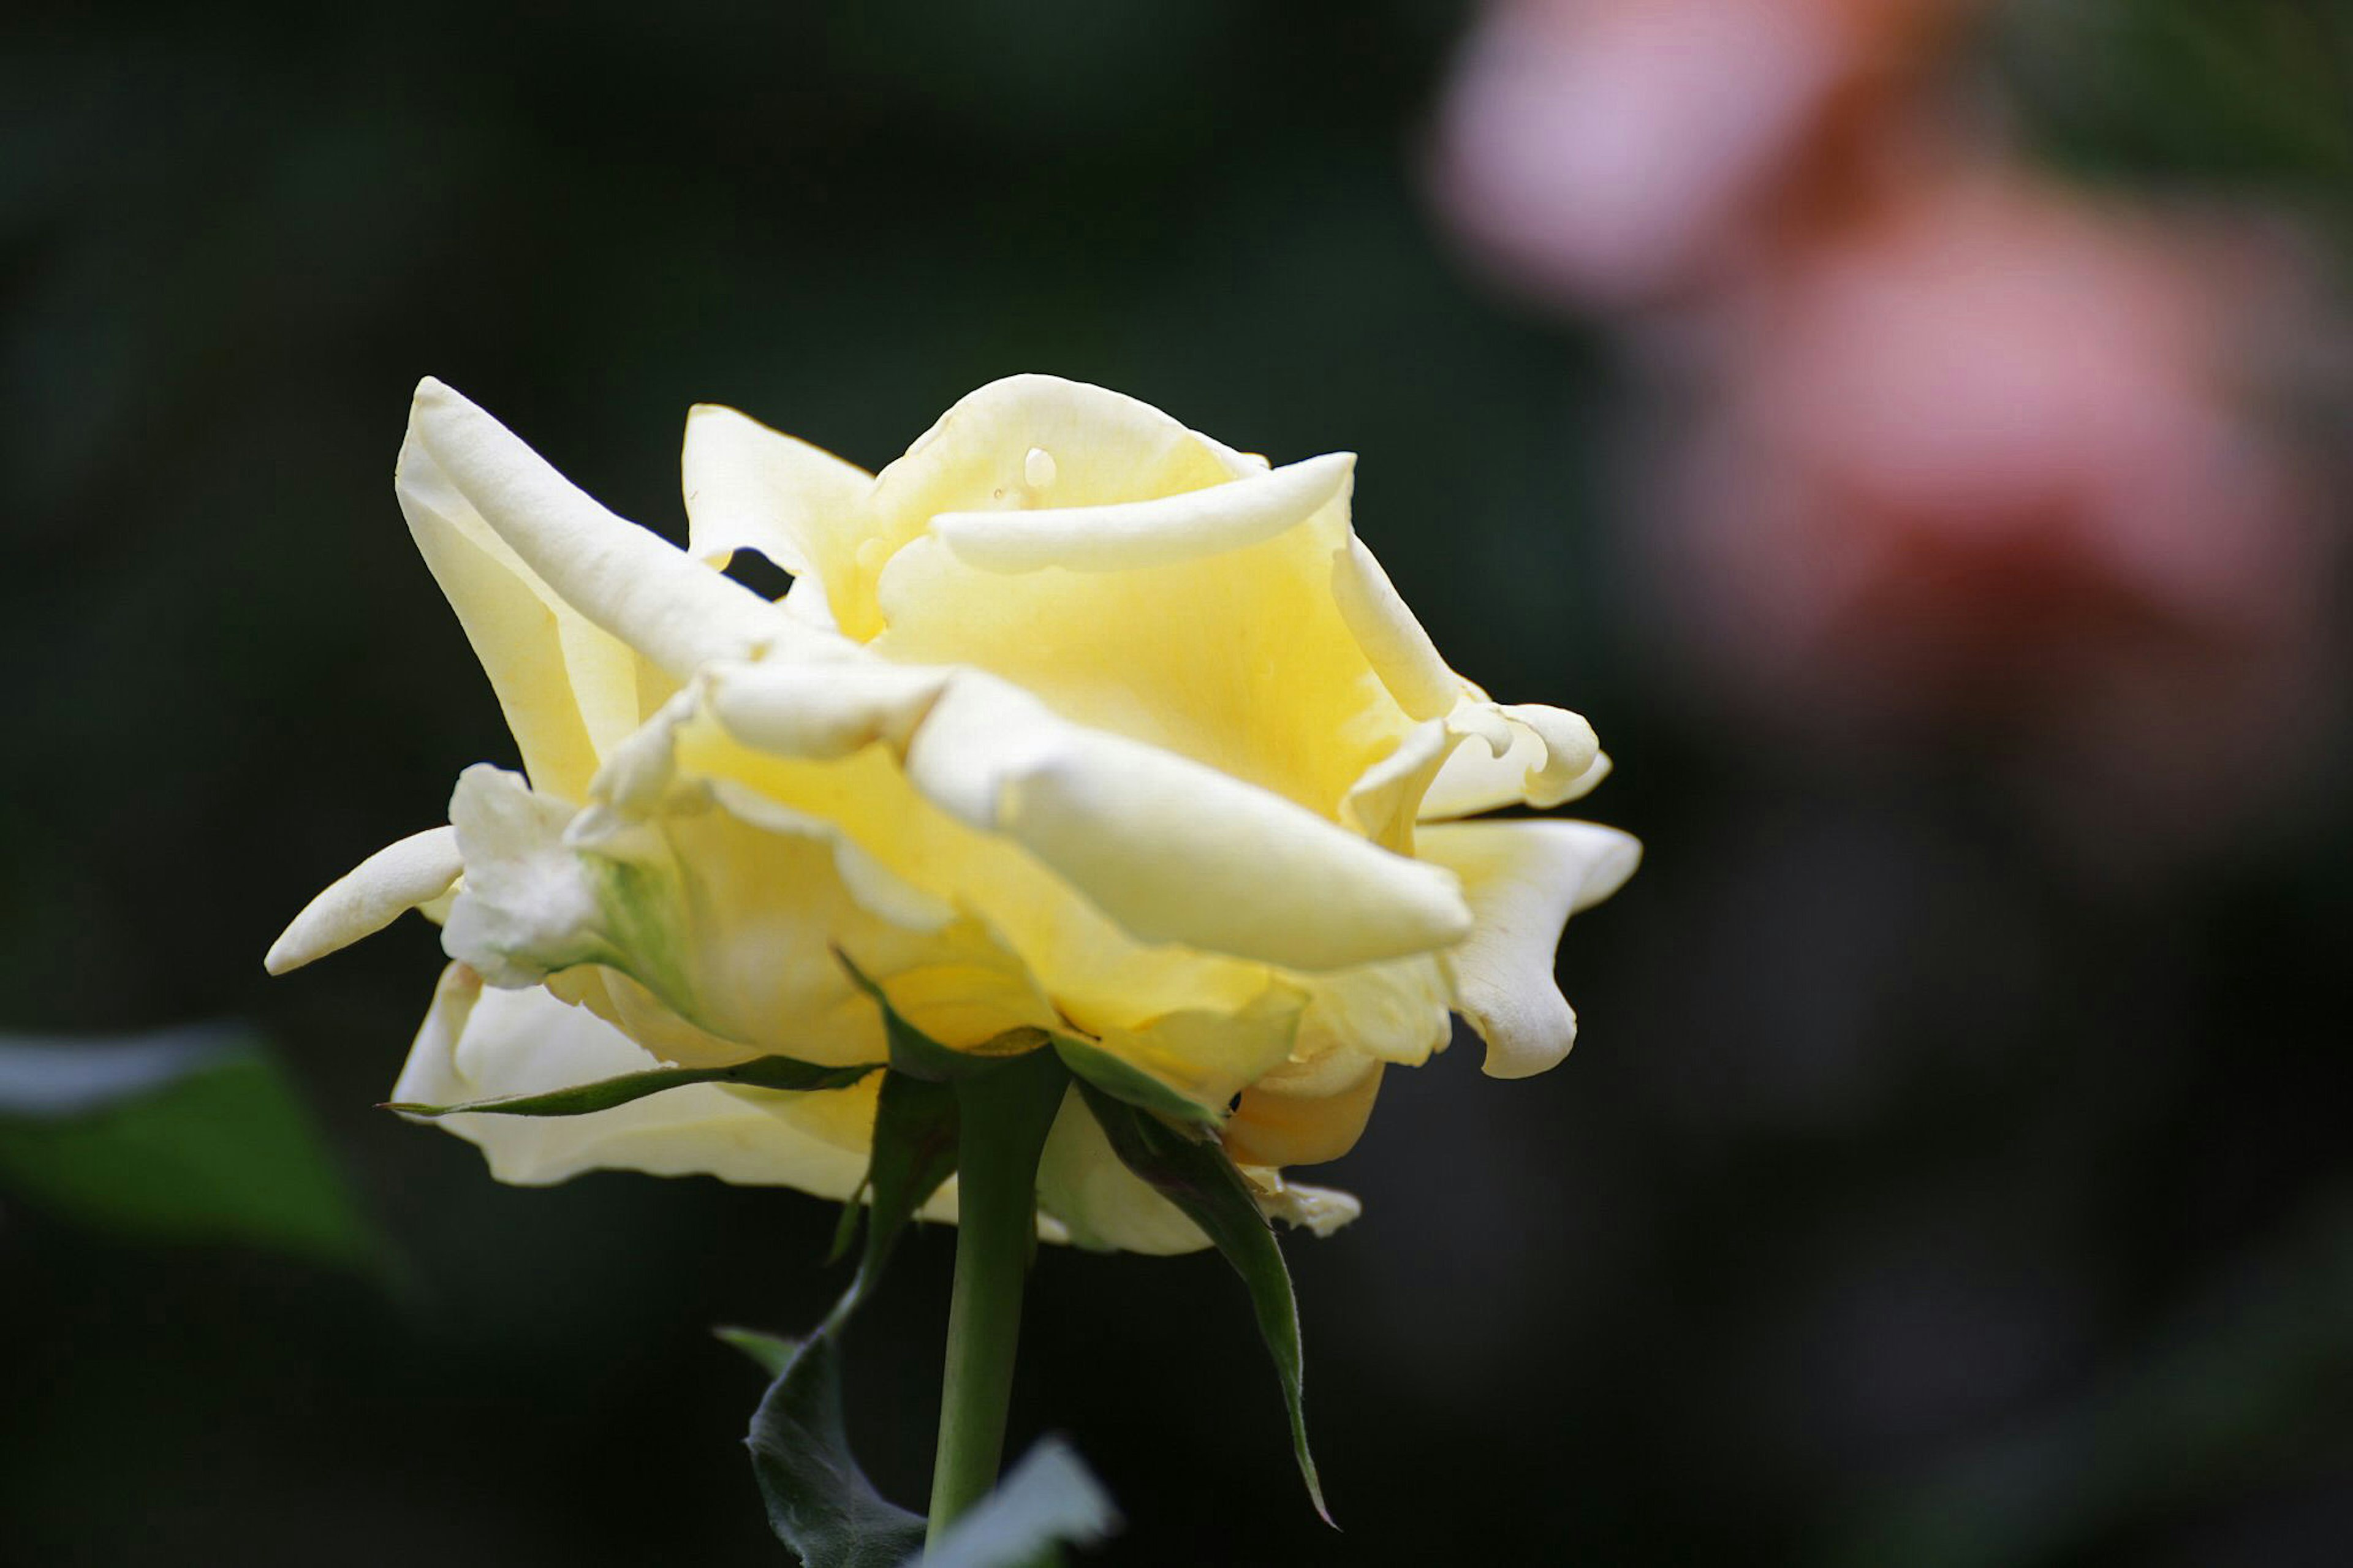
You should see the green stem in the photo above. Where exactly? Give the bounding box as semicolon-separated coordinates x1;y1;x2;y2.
926;1053;1067;1545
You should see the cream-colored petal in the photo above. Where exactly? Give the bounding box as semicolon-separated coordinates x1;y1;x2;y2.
681;403;874;583
871;520;1406;820
900;673;1473;971
392;964;928;1200
1292;956;1453;1072
441;765;620;989
640;659;1468;973
1244;1170;1363;1237
407;378;825;680
704;660;952;764
1417;819;1642;1079
265;827;463;975
821;374;1249;641
1340;719;1454;854
874;373;1251;518
1033;1089;1210;1256
931;452;1355;575
1088;980;1306;1112
651;718;1280;1040
1420;702;1607;819
399;439;608;797
1329;534;1466;721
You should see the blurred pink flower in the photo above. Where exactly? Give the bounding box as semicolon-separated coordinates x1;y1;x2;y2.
1646;174;2341;854
1431;0;1968;309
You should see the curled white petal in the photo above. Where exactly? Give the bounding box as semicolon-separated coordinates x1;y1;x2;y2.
266;827;463;975
408;378;826;679
931;452;1355;575
442;765;618;988
1330;534;1464;721
899;673;1475;971
1418;819;1642;1079
1422;701;1606;819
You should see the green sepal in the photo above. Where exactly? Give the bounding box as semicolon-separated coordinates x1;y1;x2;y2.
735;1065;966;1560
1077;1081;1332;1526
923;1436;1122;1568
744;1332;927;1568
824;1068;960;1333
383;1054;877;1118
1050;1036;1224;1133
832;947;1049;1082
714;1326;800;1378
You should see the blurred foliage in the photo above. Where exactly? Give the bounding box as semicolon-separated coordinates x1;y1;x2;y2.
0;1026;384;1270
2001;0;2353;192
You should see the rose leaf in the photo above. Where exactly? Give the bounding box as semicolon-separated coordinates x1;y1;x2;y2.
1075;1081;1332;1526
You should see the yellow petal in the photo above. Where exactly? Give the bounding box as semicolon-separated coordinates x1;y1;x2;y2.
680;402;873;585
1225;1061;1385;1168
1033;1089;1210;1255
898;673;1474;971
265;827;462;975
1329;534;1466;721
407;378;824;680
1417;819;1641;1078
444;762;1055;1068
398;434;615;797
1422;703;1607;819
931;452;1355;575
392;964;937;1201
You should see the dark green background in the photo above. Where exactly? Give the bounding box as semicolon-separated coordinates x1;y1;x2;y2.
5;1;2350;1563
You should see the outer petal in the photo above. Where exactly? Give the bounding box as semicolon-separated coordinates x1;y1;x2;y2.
1329;534;1466;722
393;963;941;1203
1033;1090;1210;1255
407;379;832;680
399;422;645;796
1422;703;1608;819
1417;819;1642;1079
900;674;1473;972
1226;1060;1385;1168
265;827;463;974
681;403;874;586
1246;1173;1362;1238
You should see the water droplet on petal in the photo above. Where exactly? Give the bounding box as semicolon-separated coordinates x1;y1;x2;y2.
1023;446;1058;490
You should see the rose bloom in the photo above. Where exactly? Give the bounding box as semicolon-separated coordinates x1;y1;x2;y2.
1648;175;2340;851
1431;0;1969;309
268;376;1637;1252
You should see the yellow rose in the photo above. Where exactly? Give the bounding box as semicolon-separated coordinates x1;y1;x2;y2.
268;374;1637;1252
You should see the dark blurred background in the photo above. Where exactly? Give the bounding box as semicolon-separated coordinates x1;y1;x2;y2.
5;1;2351;1563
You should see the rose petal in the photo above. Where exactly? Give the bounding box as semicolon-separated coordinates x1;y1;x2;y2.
681;401;874;588
408;378;824;679
931;452;1357;575
901;673;1474;971
265;827;463;975
444;763;1055;1067
393;963;936;1200
1033;1089;1211;1255
1418;819;1642;1078
1226;1059;1385;1168
1421;702;1608;819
